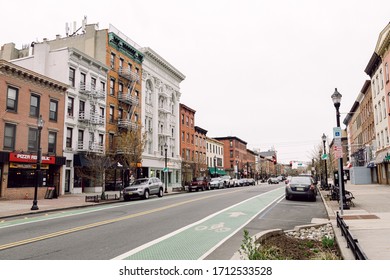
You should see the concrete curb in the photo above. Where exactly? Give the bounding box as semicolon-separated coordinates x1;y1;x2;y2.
318;188;355;260
231;229;283;260
231;187;354;260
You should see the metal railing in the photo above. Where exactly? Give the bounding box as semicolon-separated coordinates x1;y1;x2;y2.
336;212;368;260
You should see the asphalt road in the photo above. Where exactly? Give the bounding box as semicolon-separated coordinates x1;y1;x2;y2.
0;182;328;260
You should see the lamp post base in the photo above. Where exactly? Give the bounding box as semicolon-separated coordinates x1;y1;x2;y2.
31;201;39;210
339;204;350;210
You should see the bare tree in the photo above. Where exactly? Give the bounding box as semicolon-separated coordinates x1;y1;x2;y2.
195;152;207;178
75;152;111;196
115;126;147;184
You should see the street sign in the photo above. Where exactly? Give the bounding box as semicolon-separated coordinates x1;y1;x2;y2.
321;154;328;160
333;127;342;139
334;138;341;146
163;167;168;172
335;152;343;159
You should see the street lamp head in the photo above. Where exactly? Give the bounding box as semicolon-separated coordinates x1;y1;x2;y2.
331;88;342;107
37;115;44;129
164;142;168;151
322;133;326;142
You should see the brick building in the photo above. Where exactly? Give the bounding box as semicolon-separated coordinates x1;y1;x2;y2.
213;136;247;179
194;126;208;177
0;60;67;199
179;103;196;184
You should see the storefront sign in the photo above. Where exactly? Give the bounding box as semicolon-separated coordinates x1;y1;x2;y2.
9;153;55;164
10;162;49;169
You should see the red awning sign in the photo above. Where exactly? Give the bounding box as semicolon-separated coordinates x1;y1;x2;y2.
9;153;55;164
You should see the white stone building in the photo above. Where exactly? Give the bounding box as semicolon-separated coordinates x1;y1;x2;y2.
140;47;185;190
10;43;108;194
206;137;225;176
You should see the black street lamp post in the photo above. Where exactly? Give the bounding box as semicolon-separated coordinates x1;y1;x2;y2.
236;160;239;179
322;133;328;189
331;88;349;211
214;155;217;178
31;115;44;211
164;142;168;193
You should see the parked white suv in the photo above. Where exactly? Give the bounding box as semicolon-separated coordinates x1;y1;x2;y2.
220;175;233;187
122;177;164;200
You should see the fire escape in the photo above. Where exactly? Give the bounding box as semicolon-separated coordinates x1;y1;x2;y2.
117;67;140;131
78;82;105;154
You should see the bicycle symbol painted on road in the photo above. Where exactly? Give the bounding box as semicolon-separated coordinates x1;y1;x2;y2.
195;222;231;233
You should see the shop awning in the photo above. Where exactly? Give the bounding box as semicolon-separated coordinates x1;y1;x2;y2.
208;167;226;175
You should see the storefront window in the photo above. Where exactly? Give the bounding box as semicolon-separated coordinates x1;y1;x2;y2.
7;169;46;188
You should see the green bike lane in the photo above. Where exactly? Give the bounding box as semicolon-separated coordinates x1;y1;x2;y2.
114;186;285;260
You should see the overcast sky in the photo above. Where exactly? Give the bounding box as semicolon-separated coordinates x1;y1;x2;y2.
2;0;390;163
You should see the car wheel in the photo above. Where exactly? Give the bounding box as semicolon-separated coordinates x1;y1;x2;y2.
158;188;163;197
124;195;130;201
143;189;150;199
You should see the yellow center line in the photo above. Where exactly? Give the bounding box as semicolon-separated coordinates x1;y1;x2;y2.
0;189;243;251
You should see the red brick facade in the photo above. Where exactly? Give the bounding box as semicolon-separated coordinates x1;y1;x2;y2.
213;136;248;178
0;60;67;199
179;104;195;183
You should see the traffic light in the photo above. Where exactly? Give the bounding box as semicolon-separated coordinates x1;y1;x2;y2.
272;155;277;165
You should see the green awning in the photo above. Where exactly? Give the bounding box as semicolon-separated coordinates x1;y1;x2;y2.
208;167;226;175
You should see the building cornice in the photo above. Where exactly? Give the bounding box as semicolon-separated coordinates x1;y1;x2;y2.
195;126;207;135
360;80;371;94
214;136;247;145
364;52;381;78
0;59;68;92
141;47;186;82
108;32;144;64
343;101;359;126
180;103;196;114
375;22;390;56
68;47;109;73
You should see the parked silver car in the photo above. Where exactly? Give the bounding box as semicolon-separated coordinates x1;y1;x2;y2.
122;177;164;201
220;175;232;187
210;177;224;189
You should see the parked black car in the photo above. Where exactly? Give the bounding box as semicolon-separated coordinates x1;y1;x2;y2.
285;176;317;201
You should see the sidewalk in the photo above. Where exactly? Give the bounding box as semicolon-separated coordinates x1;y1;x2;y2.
320;182;390;260
1;183;390;260
0;187;184;219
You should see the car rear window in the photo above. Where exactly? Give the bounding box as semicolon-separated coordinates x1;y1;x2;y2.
290;177;311;184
